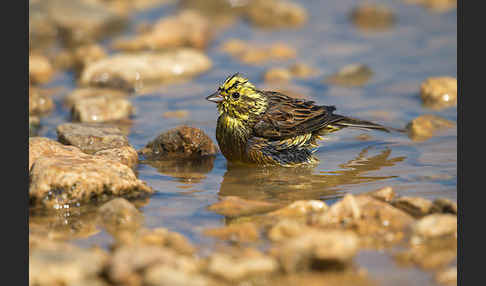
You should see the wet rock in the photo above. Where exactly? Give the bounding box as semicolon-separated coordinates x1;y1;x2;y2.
29;1;58;50
56;123;130;154
350;3;396;31
208;196;279;217
112;10;213;51
29;149;152;208
268;270;374;286
139;126;217;160
289;63;319;78
435;266;457;286
267;219;313;242
412;214;457;240
271;230;359;273
324;64;373;87
45;0;127;46
360;186;395;203
162;110;189;119
204;222;260;243
406;114;455;141
64;87;129;108
144;263;210;286
267;200;328;218
29;54;54;84
431;198;457;215
79;49;212;90
29;244;109;286
108;245;202;286
263;67;292;82
246;0;307;29
29;116;40;136
392;196;433;218
94;146;139;170
420;76;457;110
404;0;457;13
75;44;108;71
29;87;54;115
98;198;143;234
207;248;278;281
220;39;296;64
71;95;134;123
313;194;414;247
29;137;82;170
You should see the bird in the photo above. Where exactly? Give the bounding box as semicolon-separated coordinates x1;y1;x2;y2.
206;73;400;167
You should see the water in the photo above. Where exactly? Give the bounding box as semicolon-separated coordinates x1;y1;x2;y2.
32;0;457;285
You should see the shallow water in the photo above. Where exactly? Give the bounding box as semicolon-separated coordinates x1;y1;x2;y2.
33;0;456;285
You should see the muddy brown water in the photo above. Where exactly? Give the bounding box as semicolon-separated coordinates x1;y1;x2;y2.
32;0;456;285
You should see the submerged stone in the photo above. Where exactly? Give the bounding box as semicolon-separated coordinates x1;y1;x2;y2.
71;95;134;123
392;196;434;218
406;114;455;141
64;87;129;108
420;76;457;110
29;54;54;84
246;0;307;29
324;64;373;87
350;3;396;31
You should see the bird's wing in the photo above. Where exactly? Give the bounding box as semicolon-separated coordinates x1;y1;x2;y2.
253;91;344;139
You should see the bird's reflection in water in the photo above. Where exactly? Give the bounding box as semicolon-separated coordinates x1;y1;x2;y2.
218;146;406;204
143;156;216;184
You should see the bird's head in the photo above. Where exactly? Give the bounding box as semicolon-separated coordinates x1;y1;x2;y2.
206;73;268;122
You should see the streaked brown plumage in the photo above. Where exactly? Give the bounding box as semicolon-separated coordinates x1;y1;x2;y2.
207;73;397;167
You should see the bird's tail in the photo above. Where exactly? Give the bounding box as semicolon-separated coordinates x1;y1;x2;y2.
332;115;405;133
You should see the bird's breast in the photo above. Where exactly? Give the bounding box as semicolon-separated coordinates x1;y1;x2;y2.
216;115;252;162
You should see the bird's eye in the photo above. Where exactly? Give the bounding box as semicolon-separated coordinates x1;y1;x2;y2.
232;92;240;100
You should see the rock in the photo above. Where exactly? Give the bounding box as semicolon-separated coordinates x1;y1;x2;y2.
64;87;129;108
204;222;259;243
246;0;307;29
73;44;108;71
208;196;279;217
420;76;457;110
71;95;134;123
350;3;396;31
313;194;415;247
392;196;433;218
404;0;456;13
220;39;296;64
412;214;457;240
29;151;152;208
29;244;109;286
267;200;328;218
162;110;189;119
267;219;313;242
289;63;319;78
94;146;139;169
108;245;201;286
29;87;54;115
79;49;212;90
406;114;455;141
139;126;217;160
271;230;359;273
435;266;457;286
45;0;127;46
207;249;278;281
431;198;457;214
360;186;395;203
263;67;292;82
112;10;213;51
324;64;373;87
144;264;210;286
29;137;81;170
29;54;54;84
98;198;143;234
56;123;129;154
179;0;245;28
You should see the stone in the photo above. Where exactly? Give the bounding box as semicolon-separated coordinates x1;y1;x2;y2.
71;95;134;123
98;198;143;234
29;137;81;170
392;196;433;218
64;87;129;108
324;64;373;87
267;219;313;242
431;198;457;214
204;222;259;243
412;214;457;240
271;230;359;273
289;63;319;78
435;266;457;286
29;54;54;84
112;10;213;51
29;152;152;208
420;76;457;110
263;68;292;82
94;146;139;169
29;87;54;115
267;200;328;218
360;186;395;203
208;196;279;217
138;126;217;160
162;110;189;119
220;39;296;64
350;3;396;31
79;49;212;90
246;0;307;29
406;114;455;141
404;0;456;13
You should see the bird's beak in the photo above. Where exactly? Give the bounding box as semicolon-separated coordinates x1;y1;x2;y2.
206;91;224;103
